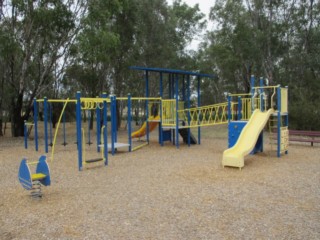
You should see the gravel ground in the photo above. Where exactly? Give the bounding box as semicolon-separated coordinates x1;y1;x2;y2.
0;124;319;240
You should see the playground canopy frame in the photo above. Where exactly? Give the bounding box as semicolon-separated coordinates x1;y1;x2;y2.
130;66;215;148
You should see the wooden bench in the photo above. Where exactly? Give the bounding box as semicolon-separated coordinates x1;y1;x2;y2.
289;130;320;146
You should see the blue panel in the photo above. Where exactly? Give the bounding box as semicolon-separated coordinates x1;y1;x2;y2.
36;155;51;186
228;121;263;154
162;130;171;142
18;159;32;190
253;134;263;153
228;121;247;148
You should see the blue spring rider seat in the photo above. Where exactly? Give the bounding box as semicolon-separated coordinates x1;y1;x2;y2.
18;155;51;197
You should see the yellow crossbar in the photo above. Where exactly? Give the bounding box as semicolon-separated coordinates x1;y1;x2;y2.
80;98;110;102
252;85;280;90
132;142;148;151
131;97;161;101
27;161;39;165
48;99;77;103
99;97;162;101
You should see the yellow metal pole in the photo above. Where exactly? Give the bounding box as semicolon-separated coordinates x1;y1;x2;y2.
50;98;70;162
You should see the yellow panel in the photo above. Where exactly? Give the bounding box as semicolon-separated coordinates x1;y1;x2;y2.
280;127;289;152
31;173;46;181
281;88;288;113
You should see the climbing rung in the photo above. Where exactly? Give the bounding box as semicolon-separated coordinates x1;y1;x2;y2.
31;173;47;181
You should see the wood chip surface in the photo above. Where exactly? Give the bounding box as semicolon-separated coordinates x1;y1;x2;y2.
0;124;319;239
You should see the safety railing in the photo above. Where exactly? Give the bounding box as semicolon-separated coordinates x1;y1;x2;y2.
177;102;230;128
227;89;282;121
227;94;255;121
162;99;184;126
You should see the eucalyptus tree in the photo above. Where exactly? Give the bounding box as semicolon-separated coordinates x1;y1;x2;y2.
199;0;320;129
0;0;87;136
64;0;206;128
130;0;206;98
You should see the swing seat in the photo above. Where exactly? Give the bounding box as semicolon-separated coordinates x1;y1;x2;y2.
31;173;47;181
85;158;104;163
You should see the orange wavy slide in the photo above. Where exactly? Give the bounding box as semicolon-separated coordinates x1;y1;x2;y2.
131;116;160;138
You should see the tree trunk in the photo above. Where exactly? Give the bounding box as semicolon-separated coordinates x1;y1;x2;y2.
11;93;25;137
116;101;121;130
0;119;3;136
10;93;33;137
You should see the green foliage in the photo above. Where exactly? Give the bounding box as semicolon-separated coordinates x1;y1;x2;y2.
0;0;86;136
199;0;320;130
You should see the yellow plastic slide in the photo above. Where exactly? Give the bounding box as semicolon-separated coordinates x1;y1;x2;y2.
131;116;160;138
222;108;274;169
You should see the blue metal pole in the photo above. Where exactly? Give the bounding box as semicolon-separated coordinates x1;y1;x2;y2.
260;77;264;152
227;95;231;122
197;76;201;145
250;75;255;112
187;75;191;146
76;91;83;171
102;92;108;166
260;77;264;111
160;72;163;146
169;73;175;144
145;71;150;144
33;98;38;151
277;86;281;158
114;96;117;144
175;74;179;149
111;96;115;155
44;97;48;153
237;96;242;120
285;86;288;155
49;103;53;146
96;99;101;153
160;97;163;146
128;94;132;152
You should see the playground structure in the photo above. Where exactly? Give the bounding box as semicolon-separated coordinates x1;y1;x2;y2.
22;68;288;172
222;76;289;169
18;155;51;198
23;67;216;171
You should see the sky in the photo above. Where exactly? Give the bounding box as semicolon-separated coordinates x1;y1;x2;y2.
167;0;216;49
